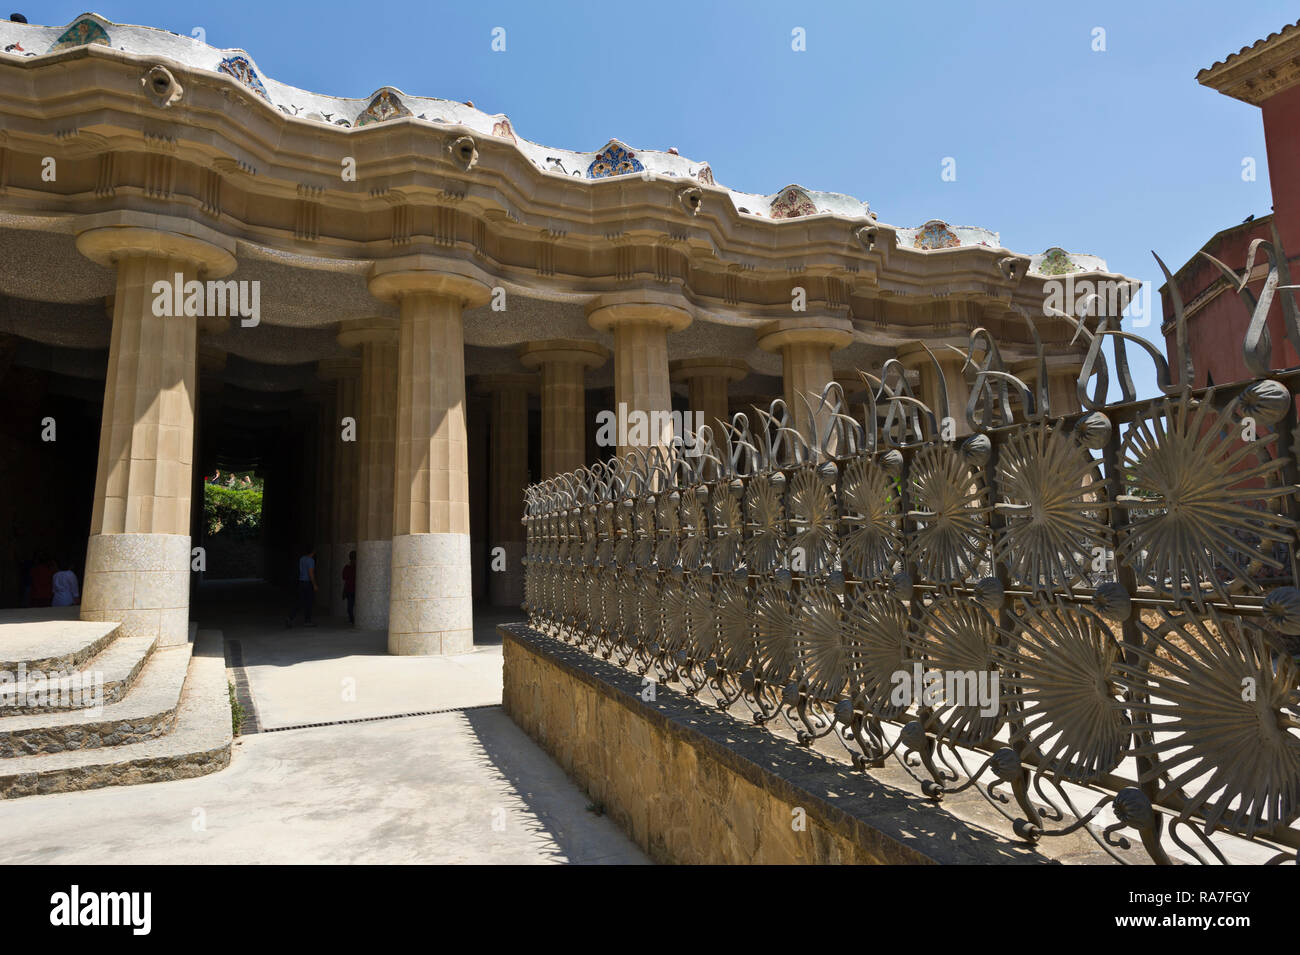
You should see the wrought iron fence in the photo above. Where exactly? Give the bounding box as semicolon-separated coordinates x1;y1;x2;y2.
521;239;1300;865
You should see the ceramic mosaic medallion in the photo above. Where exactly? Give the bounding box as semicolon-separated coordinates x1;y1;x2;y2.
770;185;816;219
218;56;270;101
48;17;110;53
914;221;961;250
1038;247;1080;275
587;141;644;178
355;89;411;127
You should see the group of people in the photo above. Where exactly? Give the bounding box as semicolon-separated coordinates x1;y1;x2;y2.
206;470;254;488
21;555;80;607
285;547;357;629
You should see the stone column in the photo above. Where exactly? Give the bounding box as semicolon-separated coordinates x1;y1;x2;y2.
587;296;691;458
369;262;491;655
757;318;853;446
898;340;972;436
337;319;398;631
1012;355;1086;417
518;339;608;477
318;357;360;618
75;217;236;646
669;357;748;438
473;373;536;608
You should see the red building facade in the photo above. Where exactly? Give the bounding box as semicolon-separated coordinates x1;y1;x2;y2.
1162;20;1300;385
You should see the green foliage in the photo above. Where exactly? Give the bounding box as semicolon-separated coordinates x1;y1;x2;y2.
228;680;245;736
204;482;263;540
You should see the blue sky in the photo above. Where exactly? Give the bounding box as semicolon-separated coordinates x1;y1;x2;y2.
29;0;1296;397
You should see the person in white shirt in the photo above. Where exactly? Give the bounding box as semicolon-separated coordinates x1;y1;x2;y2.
51;560;80;607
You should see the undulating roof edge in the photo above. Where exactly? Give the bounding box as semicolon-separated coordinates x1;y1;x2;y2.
0;11;1111;275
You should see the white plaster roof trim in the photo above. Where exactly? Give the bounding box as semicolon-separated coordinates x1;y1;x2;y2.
0;13;1105;268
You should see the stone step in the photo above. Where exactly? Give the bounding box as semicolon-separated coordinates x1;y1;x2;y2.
0;634;158;715
0;643;191;757
0;630;232;799
0;609;119;674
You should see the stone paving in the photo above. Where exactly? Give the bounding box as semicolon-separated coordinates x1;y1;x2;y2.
0;581;647;864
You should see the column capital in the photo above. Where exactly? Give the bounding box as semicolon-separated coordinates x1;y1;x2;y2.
471;372;539;395
367;257;493;307
1012;352;1087;374
337;317;399;349
518;338;609;370
895;338;968;370
75;212;237;278
669;356;749;383
756;317;853;353
586;293;692;334
317;356;362;380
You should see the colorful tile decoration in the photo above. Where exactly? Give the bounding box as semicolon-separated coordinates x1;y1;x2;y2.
217;56;270;101
770;185;816;219
587;141;644;178
914;221;961;250
1038;247;1079;275
492;117;517;142
696;164;714;186
48;17;110;53
355;89;411;127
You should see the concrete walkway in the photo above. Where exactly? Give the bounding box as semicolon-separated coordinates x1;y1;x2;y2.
0;581;648;865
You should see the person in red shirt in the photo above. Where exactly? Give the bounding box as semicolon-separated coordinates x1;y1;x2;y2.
29;555;55;607
341;550;357;626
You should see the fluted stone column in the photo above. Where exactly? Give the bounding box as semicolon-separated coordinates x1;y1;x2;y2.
587;296;691;458
319;357;360;617
757;318;853;446
669;357;748;437
370;262;491;655
519;339;608;477
75;217;237;646
474;373;536;608
338;319;398;631
899;340;972;436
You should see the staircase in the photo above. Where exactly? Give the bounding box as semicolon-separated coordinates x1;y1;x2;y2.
0;608;232;798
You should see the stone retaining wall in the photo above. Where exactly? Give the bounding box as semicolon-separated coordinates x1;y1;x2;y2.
501;623;1054;865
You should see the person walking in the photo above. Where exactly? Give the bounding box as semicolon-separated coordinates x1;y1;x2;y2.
285;545;318;628
341;550;357;626
51;559;80;607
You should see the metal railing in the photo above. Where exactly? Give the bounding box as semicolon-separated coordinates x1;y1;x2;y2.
521;238;1300;865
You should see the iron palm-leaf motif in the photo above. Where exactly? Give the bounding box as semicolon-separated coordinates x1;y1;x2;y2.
914;596;1003;746
846;589;915;721
908;443;990;584
659;577;688;653
797;583;849;701
754;582;797;684
613;499;633;567
716;575;755;671
633;495;656;568
683;573;718;659
996;597;1129;783
1117;391;1293;604
788;465;838;574
840;456;902;580
710;486;744;572
1116;607;1300;838
679;487;709;571
654;490;680;568
744;473;785;572
995;423;1109;593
